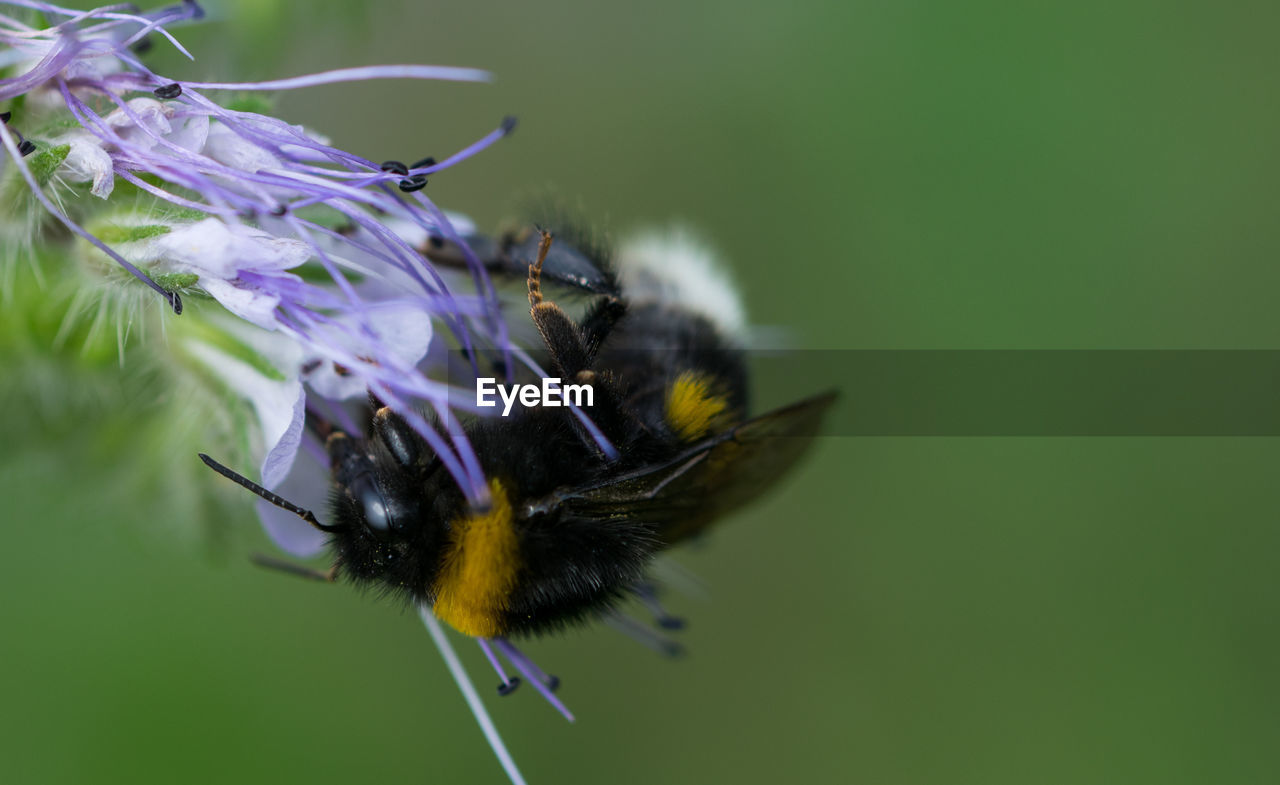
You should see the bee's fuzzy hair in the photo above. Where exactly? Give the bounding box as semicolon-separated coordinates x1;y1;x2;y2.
615;228;747;339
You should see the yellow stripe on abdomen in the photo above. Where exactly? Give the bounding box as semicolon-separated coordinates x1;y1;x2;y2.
431;479;520;638
665;370;731;441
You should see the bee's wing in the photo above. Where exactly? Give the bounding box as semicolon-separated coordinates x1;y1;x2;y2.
546;391;837;543
426;228;618;295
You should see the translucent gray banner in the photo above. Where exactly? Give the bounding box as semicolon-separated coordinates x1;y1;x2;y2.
444;350;1280;436
755;350;1280;436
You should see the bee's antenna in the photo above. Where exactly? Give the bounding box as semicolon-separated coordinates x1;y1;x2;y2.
198;453;341;533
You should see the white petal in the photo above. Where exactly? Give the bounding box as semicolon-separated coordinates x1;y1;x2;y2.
203;121;284;176
154;217;311;277
183;338;318;555
105;97;172;151
164;111;210;155
183;336;304;484
302;301;435;399
200;277;284;330
54;131;115;199
261;383;306;489
62;52;126;86
152;218;240;277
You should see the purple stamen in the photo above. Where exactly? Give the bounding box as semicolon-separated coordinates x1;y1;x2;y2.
492;638;573;722
476;638;521;696
430;116;516;172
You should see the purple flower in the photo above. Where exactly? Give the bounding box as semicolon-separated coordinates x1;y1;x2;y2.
0;0;511;504
1;5;593;782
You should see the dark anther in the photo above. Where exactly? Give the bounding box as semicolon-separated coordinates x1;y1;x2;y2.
269;204;288;216
427;235;444;249
398;174;428;193
380;160;408;176
184;0;206;20
131;36;154;55
237;208;257;220
300;358;323;374
154;83;182;100
169;291;184;315
0;111;10;124
500;115;518;135
410;155;436;169
496;677;522;696
658;615;686;631
544;674;561;692
17;139;36;157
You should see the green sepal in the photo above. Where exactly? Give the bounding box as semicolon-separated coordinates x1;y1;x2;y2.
92;223;173;244
151;271;201;292
30;143;70;186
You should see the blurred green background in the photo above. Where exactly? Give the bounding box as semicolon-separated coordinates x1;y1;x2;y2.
3;1;1279;783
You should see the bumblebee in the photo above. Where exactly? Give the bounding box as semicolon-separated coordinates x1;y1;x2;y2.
202;226;834;640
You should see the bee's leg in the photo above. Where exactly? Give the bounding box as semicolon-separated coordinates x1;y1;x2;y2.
527;230;594;377
603;611;685;658
527;230;644;451
527;229;628;370
251;553;339;583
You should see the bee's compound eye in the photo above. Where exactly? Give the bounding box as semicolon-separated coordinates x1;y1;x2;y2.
362;490;391;531
350;474;393;532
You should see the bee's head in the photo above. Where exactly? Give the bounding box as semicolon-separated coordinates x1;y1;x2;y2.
325;407;457;592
